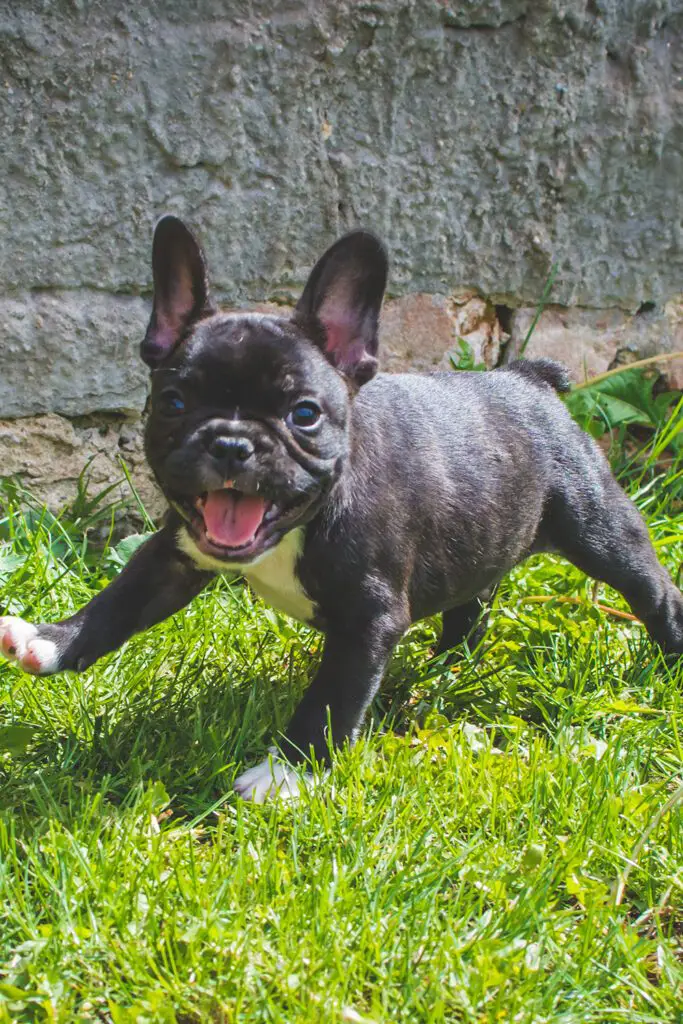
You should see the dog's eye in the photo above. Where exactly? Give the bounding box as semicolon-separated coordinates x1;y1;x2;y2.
287;400;322;431
159;388;186;415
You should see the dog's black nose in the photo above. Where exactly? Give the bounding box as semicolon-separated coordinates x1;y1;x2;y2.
207;435;254;463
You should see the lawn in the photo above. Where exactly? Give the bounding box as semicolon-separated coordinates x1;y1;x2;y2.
0;409;682;1022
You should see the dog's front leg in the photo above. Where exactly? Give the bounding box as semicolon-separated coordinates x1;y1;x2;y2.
0;526;213;675
234;609;407;802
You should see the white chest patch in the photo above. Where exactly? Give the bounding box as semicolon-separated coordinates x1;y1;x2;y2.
177;526;315;624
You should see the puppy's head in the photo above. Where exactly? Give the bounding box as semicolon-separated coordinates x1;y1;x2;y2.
142;216;388;564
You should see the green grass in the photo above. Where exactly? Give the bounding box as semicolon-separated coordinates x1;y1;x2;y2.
0;437;682;1022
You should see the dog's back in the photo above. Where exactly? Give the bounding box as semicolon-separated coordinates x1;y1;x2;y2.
315;364;576;618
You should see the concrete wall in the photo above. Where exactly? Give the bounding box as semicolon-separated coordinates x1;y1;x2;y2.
1;0;682;512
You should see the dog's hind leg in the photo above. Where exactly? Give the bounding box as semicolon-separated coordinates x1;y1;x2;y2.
436;591;494;659
545;469;683;655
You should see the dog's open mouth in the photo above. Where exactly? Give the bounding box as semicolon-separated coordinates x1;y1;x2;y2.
191;486;281;559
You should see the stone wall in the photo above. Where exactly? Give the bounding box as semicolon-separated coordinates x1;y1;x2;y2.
1;0;682;519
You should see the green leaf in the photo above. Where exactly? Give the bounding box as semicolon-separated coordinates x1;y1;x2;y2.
0;725;35;754
105;533;150;570
449;337;486;372
0;552;27;577
147;780;170;813
521;843;545;870
593;394;654;427
565;367;671;435
0;983;45;1001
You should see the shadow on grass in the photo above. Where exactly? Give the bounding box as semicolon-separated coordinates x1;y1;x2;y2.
0;653;311;831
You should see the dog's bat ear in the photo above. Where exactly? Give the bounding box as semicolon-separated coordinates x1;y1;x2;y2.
295;230;388;385
140;216;215;367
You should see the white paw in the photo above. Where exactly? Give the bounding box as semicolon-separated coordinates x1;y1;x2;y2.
233;750;313;804
0;616;60;675
0;616;37;660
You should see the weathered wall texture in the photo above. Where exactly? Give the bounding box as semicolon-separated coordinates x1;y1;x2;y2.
1;0;682;513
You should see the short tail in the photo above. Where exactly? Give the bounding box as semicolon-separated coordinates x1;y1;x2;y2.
503;358;571;393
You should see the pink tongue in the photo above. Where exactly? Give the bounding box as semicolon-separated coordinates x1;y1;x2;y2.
202;491;267;547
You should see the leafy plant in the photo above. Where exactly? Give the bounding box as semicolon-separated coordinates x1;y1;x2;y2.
448;337;487;372
564;365;682;444
104;533;152;571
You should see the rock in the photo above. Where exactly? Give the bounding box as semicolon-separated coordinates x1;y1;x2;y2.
506;306;628;381
506;301;683;386
0;414;164;521
448;294;504;369
611;299;683;390
0;2;681;433
380;292;501;373
0;293;149;418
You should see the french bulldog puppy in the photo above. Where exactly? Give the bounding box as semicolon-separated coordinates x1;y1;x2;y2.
2;217;682;802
